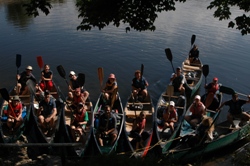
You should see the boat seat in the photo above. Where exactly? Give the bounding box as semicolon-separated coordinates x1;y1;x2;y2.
127;102;151;105
162;94;179;98
126;110;152;117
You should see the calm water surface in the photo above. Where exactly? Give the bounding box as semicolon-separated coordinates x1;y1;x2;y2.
0;0;250;122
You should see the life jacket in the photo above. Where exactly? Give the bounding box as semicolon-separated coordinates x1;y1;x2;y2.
208;83;219;94
163;107;177;121
190;102;205;118
8;103;22;117
74;110;86;123
134;117;146;132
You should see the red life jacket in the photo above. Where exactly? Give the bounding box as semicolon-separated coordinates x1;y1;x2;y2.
74;110;86;123
208;83;219;94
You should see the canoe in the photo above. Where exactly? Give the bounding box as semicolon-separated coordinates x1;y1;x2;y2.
28;80;62;144
55;92;93;157
0;87;32;143
92;92;124;155
165;111;250;164
154;85;187;154
123;92;155;158
182;59;203;98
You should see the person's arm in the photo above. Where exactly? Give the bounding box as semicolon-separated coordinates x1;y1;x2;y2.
106;115;117;134
17;103;23;120
216;101;226;112
139;119;146;135
170;73;176;82
80;111;89;125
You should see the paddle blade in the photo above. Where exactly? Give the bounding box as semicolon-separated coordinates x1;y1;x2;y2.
57;65;66;79
36;56;44;70
16;54;22;69
98;67;104;88
77;73;85;87
191;35;196;46
111;88;118;109
0;88;10;101
165;48;172;62
202;64;209;77
140;64;144;77
219;86;236;95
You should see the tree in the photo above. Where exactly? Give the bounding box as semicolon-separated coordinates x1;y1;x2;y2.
23;0;250;35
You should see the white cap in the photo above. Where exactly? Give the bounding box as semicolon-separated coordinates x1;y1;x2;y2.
26;66;33;70
169;101;175;107
69;71;76;77
195;95;201;100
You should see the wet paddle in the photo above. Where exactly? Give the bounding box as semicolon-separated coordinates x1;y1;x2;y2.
98;67;104;91
202;65;209;85
191;35;196;49
219;86;248;97
165;48;175;73
140;64;144;81
57;65;69;86
202;65;213;108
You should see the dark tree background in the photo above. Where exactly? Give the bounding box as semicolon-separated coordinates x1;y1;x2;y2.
23;0;250;35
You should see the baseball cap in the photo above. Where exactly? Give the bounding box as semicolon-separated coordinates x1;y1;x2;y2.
169;101;175;107
69;71;76;77
195;95;201;100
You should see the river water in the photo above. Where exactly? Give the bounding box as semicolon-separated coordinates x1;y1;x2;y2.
0;0;250;129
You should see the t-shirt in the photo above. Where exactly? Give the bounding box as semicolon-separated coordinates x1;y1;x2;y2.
39;97;56;117
225;99;247;115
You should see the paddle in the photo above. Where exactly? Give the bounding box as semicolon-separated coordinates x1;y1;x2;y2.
140;64;144;80
166;85;174;103
98;67;104;91
191;35;196;49
77;73;85;87
16;54;22;75
16;54;22;93
219;86;248;97
165;48;175;73
57;65;69;86
111;88;118;109
36;56;46;89
0;88;16;118
202;65;209;85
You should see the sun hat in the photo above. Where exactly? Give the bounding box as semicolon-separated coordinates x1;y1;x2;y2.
195;95;201;100
109;73;116;79
169;101;175;107
11;95;20;101
69;71;76;77
26;66;33;70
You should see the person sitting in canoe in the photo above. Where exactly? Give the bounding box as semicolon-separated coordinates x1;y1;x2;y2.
70;102;89;142
188;116;214;146
189;45;199;63
132;70;149;102
37;90;57;135
158;101;178;134
35;83;44;101
16;65;36;95
130;111;146;150
6;95;23;132
96;105;118;146
68;71;89;102
185;95;206;129
70;88;88;110
202;77;220;109
170;67;185;94
102;73;118;103
39;64;53;91
216;93;250;128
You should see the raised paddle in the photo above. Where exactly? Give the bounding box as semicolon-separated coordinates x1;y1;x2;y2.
57;65;69;86
165;48;175;73
77;73;85;87
36;56;46;89
16;54;22;74
219;86;248;97
140;64;144;80
97;67;104;91
202;65;209;85
191;34;196;48
111;87;118;109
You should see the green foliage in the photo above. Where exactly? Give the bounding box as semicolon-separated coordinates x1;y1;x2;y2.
23;0;250;35
207;0;250;35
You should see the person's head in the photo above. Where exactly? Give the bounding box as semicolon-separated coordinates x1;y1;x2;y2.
193;45;198;50
194;95;201;102
232;93;238;101
134;70;141;78
69;71;77;80
104;105;111;117
11;95;20;106
44;64;50;72
74;88;81;96
77;102;86;112
26;66;33;74
169;101;175;110
44;90;50;102
108;73;116;82
176;67;181;75
213;77;218;83
139;111;146;119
